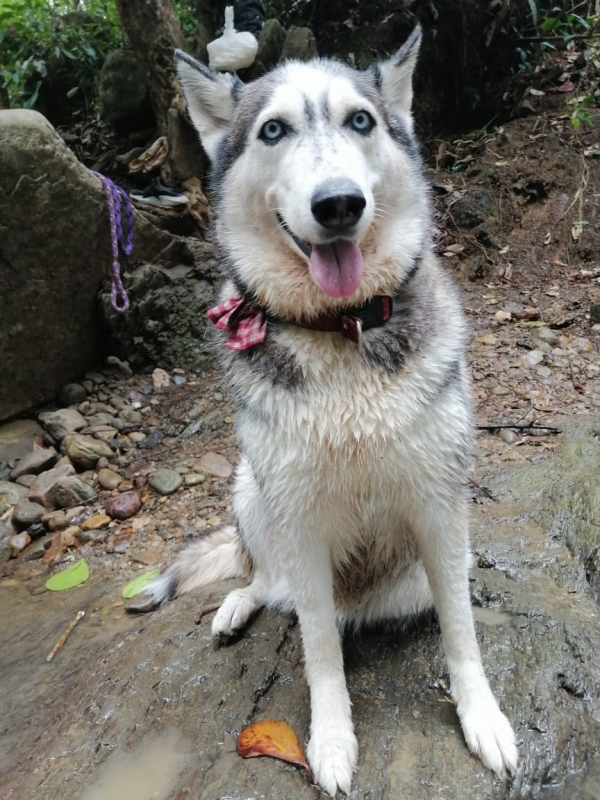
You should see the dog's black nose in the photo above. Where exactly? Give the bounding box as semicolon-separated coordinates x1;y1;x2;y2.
311;181;366;231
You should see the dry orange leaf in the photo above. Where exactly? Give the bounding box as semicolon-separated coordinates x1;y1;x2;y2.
236;719;313;780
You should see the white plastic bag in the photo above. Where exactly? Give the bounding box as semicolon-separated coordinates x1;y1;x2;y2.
207;6;258;72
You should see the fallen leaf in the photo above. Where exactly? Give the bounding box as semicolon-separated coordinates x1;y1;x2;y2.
122;569;161;599
237;719;313;780
45;559;89;591
495;310;512;323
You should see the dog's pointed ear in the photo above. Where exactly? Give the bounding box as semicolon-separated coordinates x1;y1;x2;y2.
175;50;240;161
376;26;421;115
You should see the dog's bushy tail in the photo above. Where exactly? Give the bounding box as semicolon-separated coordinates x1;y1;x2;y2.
128;525;251;612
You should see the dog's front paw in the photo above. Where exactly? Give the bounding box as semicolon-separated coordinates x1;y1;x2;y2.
460;699;518;778
307;724;358;796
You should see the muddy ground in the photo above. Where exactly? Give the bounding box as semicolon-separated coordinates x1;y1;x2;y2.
2;99;600;799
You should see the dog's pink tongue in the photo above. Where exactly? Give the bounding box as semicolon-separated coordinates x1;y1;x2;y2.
309;241;364;298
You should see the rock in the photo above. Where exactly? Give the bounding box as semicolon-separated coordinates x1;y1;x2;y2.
28;464;76;508
96;456;110;470
60;526;80;548
15;474;36;488
152;368;170;390
499;429;517;444
9;532;30;556
131;549;160;566
98;49;153;133
63;434;113;469
533;326;560;347
97;468;122;491
81;514;111;531
519;349;545;369
78;528;108;545
39;409;87;441
256;18;286;70
12;500;45;528
48;476;97;509
0;109;179;422
9;447;58;480
57;383;87;407
280;26;318;61
590;303;600;325
198;452;234;479
148;468;183;495
129;432;146;443
184;472;206;486
0;481;29;514
0;419;45;462
450;189;495;230
105;491;142;520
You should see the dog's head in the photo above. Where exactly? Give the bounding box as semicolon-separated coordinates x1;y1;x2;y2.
176;29;428;319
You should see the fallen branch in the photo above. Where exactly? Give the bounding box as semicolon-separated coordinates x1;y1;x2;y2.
477;423;561;434
46;610;85;662
468;477;499;503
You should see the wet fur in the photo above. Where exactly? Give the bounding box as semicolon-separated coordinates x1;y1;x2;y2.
141;30;518;795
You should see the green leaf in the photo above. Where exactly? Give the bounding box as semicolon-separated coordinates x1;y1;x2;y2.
122;569;161;600
45;559;89;591
527;0;538;26
66;86;78;98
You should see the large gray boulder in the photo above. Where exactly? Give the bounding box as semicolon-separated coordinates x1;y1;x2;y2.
0;110;180;422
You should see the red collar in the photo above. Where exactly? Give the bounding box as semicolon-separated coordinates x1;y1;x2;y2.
207;296;393;350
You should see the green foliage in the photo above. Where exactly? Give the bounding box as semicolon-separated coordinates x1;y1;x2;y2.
0;0;123;110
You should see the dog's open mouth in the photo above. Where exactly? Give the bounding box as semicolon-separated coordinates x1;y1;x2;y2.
277;213;365;299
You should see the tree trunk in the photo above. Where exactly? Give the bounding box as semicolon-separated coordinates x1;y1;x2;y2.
114;0;206;184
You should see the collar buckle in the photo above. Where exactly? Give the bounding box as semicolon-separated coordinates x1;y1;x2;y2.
340;315;362;344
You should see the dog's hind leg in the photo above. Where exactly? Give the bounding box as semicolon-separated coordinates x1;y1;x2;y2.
409;496;518;777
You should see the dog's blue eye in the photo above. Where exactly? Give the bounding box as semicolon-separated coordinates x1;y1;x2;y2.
349;110;375;134
260;119;286;143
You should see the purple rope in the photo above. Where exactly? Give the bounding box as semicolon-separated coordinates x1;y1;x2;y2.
93;171;133;313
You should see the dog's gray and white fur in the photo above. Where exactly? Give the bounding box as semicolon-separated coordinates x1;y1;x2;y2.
141;29;518;794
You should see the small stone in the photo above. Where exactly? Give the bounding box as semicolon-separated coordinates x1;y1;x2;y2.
572;337;593;354
97;468;122;491
12;500;46;528
57;383;87;407
590;303;600;325
148;468;183;495
0;419;45;462
128;431;146;443
82;380;94;394
81;514;111;531
0;481;29;514
536;366;552;378
586;364;600;378
152;368;170;389
184;472;206;486
9;447;58;480
206;515;221;527
48;476;97;509
499;429;517;444
38;408;87;440
519;350;545;369
198;452;234;479
63;433;113;469
131;549;160;566
59;525;80;547
78;528;108;545
97;456;110;470
105;491;142;520
173;375;186;387
533;327;559;347
85;371;106;384
93;429;119;442
43;510;69;531
9;532;31;556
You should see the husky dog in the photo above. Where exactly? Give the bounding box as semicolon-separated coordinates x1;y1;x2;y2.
137;27;518;794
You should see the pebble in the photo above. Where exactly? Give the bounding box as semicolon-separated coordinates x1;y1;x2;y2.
572;337;593;354
533;327;560;347
105;491;142;520
82;380;94;394
48;476;97;509
173;375;187;387
97;456;110;470
78;529;108;545
63;434;113;469
152;368;170;389
12;500;46;528
536;366;552;378
184;472;206;486
519;350;545;368
15;474;36;488
197;452;233;479
81;514;111;531
97;468;122;491
10;447;58;480
60;526;81;547
9;532;31;556
499;429;518;444
38;408;87;440
128;431;146;443
57;383;87;407
148;468;183;495
131;550;160;566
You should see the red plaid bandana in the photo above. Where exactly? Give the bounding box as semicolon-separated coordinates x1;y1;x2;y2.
207;296;267;350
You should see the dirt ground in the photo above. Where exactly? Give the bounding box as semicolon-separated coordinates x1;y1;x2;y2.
1;96;600;799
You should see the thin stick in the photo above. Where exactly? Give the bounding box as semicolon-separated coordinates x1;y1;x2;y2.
468;477;499;502
46;610;85;662
477;424;560;434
